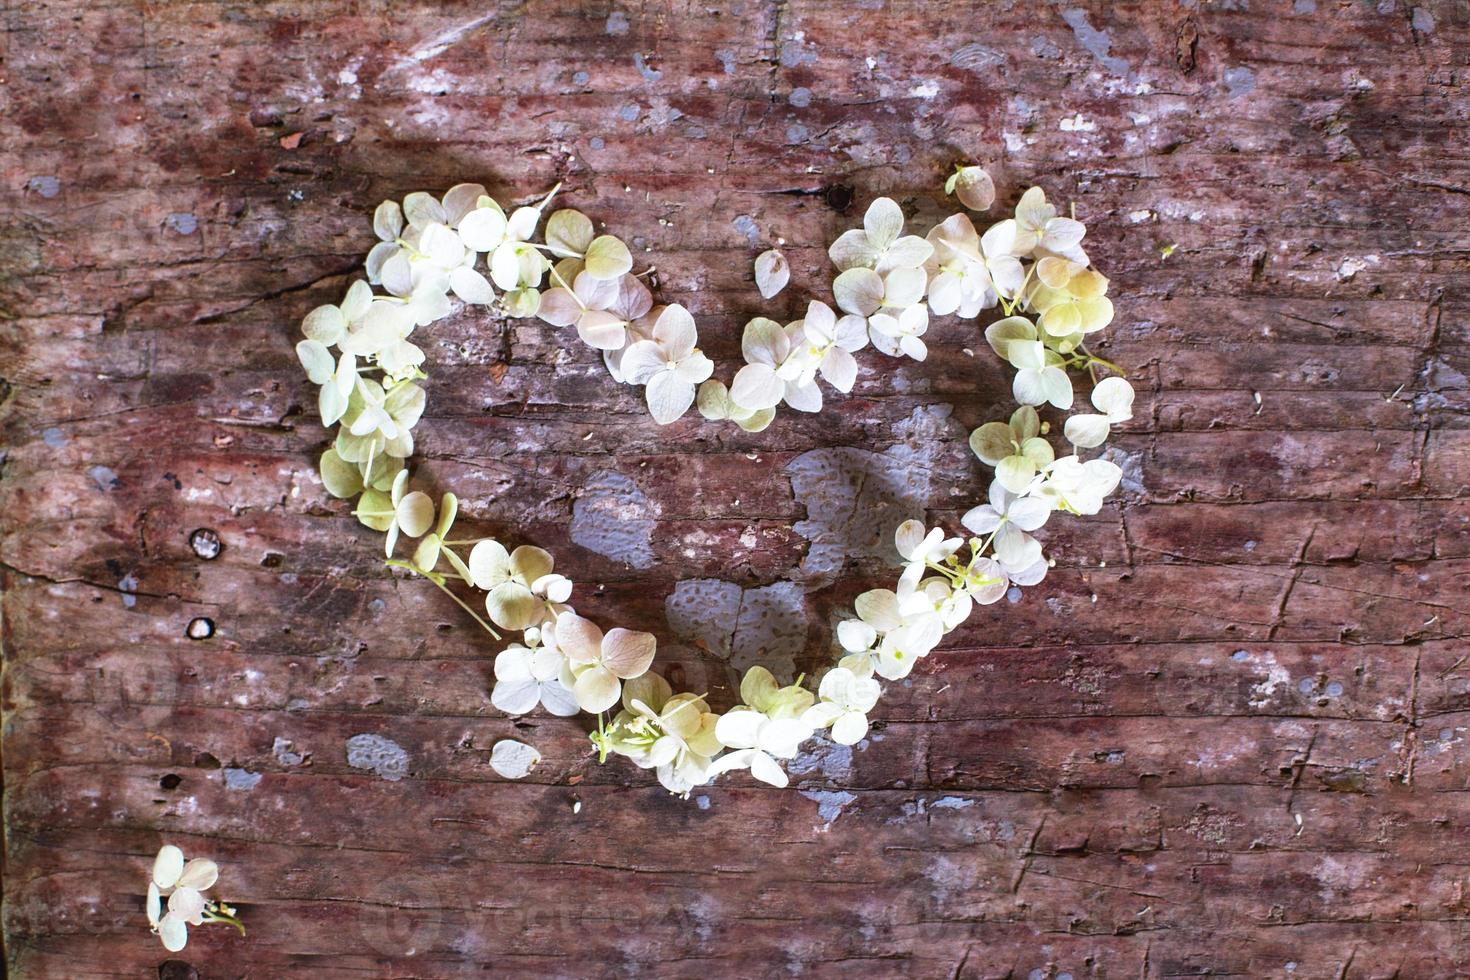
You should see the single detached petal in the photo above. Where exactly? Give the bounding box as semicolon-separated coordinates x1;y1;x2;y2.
754;249;790;299
490;739;542;779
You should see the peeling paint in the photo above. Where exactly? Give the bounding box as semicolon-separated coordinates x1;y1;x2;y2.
732;214;760;245
1060;8;1132;78
1223;66;1256;99
570;470;655;568
633;52;661;83
665;579;807;678
223;767;262;791
786;404;961;586
801;789;856;826
88;465;120;491
27;175;60;198
345;733;409;781
165;212;199;235
949;42;1004;73
605;10;629;35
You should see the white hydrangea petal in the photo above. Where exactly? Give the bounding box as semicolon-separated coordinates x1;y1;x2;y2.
828;228;880;271
176;859;218;892
1064;413;1111;449
158;915;188;952
539;679;581;717
881;235;934;272
833;267;885;316
837;619;877;652
653;304;698;357
449;266;496;305
782;378;823;413
1008;496;1053;531
730;363;785;411
147;882;162;928
490;739;541;779
458;207;508;251
803;702;844;730
748;751;790;787
646;370;695;424
754;249;790;299
167;886;205;923
576;311;627;350
674;351;714;385
152;845;184;890
545;208;595;257
573;664;621;713
601;627;656;678
961;504;1002;535
403;191;447;226
819;347;858;393
491;677;540;715
1092;376;1134;422
373;200;404;242
705;747;758;780
441;183;487;226
831;711;869;746
584;235;633;279
395;491;434;537
863;197;904;250
296;339;335;384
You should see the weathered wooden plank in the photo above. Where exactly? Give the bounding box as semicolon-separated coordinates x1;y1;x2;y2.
5;0;1470;976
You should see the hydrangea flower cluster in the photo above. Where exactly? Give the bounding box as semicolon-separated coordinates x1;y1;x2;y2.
294;166;1133;797
146;845;241;951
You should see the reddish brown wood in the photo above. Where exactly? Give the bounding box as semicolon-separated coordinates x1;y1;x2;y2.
3;1;1469;977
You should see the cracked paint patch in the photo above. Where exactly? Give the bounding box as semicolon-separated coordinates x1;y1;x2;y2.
665;579;808;678
571;470;656;568
345;733;409;781
786;404;963;586
801;789;856;827
1060;8;1133;78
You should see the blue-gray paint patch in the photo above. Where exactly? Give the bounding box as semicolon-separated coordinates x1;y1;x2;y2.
931;796;975;810
732;214;760;245
117;572;138;608
665;579;807;678
27;175;60;198
788;86;813;107
589;136;605;150
949;42;1004;73
1411;7;1435;32
695;795;711;810
785;405;959;585
605;10;629;34
716;49;736;75
1223;66;1256;99
779;38;816;68
1031;35;1061;59
618;103;640;122
801;789;856;825
346;733;409;781
42;427;66;447
1060;8;1133;77
166;212;199;235
572;70;589;86
1293;0;1316;11
789;737;854;782
633;53;661;83
273;736;304;766
89;465;120;490
570;470;656;568
1006;586;1024;604
223;767;262;791
785;124;808;144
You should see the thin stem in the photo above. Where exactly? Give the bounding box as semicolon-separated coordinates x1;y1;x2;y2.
388;559;502;640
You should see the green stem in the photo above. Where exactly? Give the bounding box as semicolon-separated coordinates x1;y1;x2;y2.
387;559;502;640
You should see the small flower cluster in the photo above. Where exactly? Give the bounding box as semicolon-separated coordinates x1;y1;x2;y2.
146;845;242;951
297;165;1133;799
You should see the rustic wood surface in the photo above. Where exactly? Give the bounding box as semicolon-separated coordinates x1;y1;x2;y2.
3;0;1469;976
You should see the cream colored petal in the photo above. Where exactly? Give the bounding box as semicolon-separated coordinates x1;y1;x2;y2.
600;628;656;678
152;845;184;890
554;611;605;664
573;664;621;713
486;582;539;631
176;858;218;892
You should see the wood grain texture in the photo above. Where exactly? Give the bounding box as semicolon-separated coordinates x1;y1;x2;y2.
3;0;1469;977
